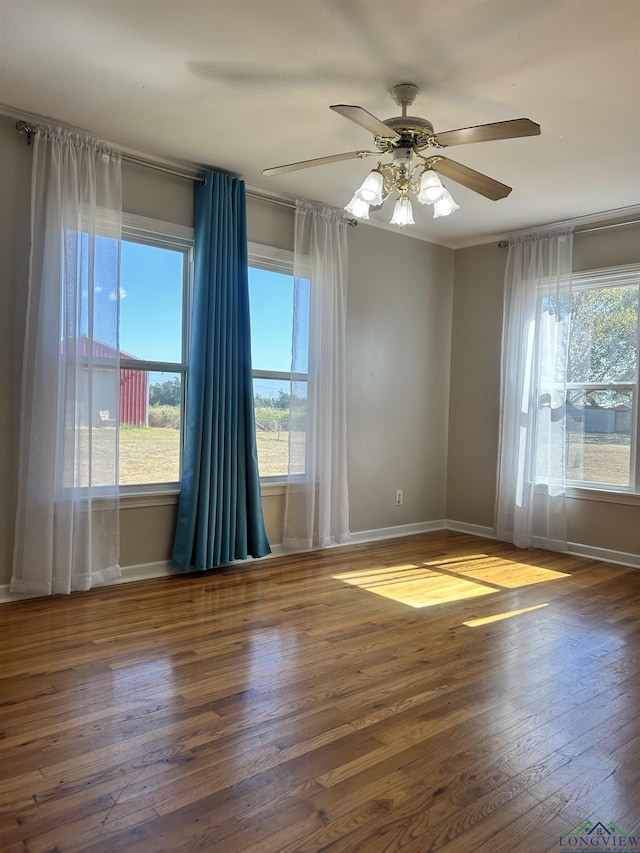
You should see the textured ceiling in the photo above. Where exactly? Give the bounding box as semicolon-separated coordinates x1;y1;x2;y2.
1;0;639;247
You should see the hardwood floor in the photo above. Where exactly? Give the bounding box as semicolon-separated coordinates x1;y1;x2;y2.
1;531;639;852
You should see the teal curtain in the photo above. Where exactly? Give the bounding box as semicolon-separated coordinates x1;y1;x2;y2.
172;171;270;570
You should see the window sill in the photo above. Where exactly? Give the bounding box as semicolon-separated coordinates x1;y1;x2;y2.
120;490;180;509
260;481;287;497
260;479;309;497
565;486;640;506
118;481;298;508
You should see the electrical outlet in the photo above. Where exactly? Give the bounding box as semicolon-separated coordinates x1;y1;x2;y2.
395;489;403;506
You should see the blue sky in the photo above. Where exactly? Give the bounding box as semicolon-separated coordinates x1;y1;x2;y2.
119;241;302;391
247;266;297;372
120;241;183;362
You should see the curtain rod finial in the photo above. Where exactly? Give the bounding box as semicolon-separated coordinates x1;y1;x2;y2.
16;120;37;145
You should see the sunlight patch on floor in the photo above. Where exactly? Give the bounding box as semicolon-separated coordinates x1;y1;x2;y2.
463;603;550;627
333;565;497;608
333;553;570;609
423;554;570;587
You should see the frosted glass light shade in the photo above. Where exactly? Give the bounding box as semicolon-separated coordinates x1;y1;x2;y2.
390;196;415;228
433;188;459;218
418;170;445;204
357;171;384;205
345;192;370;219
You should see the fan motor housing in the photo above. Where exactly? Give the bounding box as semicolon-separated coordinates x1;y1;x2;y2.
376;115;435;152
383;116;434;136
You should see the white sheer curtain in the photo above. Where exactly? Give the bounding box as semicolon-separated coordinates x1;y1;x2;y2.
495;228;574;550
11;127;122;595
283;201;350;550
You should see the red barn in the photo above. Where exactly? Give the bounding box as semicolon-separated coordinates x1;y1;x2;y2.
73;336;149;427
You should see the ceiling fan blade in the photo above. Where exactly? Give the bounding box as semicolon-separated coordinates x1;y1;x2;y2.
330;104;400;139
433;118;541;147
263;150;374;177
432;157;512;200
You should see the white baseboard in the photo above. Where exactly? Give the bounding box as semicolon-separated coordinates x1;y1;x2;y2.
2;520;637;603
113;548;288;587
444;520;497;539
349;520;446;544
113;561;175;583
445;520;639;569
444;520;639;570
0;587;36;604
91;535;640;581
567;542;640;570
0;562;178;603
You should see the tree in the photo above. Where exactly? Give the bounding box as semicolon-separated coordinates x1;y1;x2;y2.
568;286;638;385
274;389;290;410
149;377;181;407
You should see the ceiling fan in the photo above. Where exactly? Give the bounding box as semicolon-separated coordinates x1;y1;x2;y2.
263;83;540;227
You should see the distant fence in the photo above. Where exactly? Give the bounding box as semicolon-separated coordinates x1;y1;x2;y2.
254;412;306;434
567;405;631;435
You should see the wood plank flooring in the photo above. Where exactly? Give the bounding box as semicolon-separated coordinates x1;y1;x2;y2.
1;531;639;852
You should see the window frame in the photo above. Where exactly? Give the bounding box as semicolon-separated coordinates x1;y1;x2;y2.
118;213;194;496
247;241;307;484
562;262;640;496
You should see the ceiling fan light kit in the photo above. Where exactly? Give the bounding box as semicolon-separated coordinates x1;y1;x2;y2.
263;83;540;231
355;170;384;205
418;169;446;204
344;193;371;220
390;196;415;228
433;188;460;219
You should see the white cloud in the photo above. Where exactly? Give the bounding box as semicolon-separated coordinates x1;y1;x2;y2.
108;287;127;301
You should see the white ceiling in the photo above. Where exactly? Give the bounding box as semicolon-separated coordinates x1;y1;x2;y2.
1;0;639;247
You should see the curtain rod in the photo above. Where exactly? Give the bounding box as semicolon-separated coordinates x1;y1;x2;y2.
16;120;207;184
122;152;206;185
15;120;357;226
497;217;640;248
246;190;294;210
245;189;357;227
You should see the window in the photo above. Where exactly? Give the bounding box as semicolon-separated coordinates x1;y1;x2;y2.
565;264;639;490
118;215;192;491
247;243;309;480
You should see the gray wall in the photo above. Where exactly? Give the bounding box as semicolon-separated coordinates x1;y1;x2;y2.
447;242;505;528
0;112;454;585
347;226;453;532
0;115;31;584
3;105;638;587
447;223;640;558
249;204;455;545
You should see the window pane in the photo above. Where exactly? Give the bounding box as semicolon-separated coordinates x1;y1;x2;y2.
568;285;638;383
70;362;119;488
248;267;294;372
253;378;306;477
70;231;120;351
566;389;632;486
249;261;310;480
289;379;307;476
248;267;311;372
119;371;182;485
120;242;184;363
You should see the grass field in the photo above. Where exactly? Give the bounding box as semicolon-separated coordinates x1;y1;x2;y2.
253;430;290;478
566;432;630;486
116;427;630;487
120;426;180;484
119;426;292;483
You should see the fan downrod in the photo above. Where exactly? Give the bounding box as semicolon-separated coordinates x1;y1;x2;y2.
380;83;433;150
389;83;420;111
